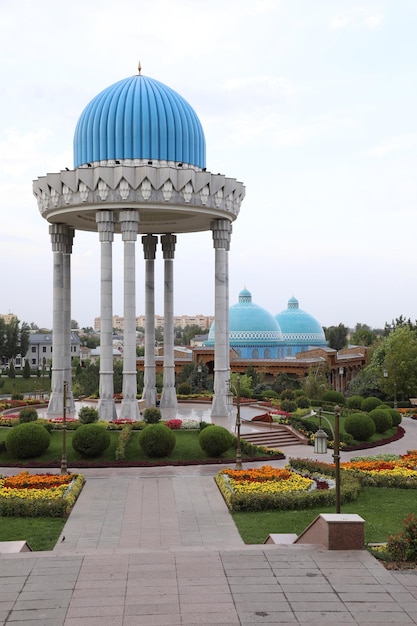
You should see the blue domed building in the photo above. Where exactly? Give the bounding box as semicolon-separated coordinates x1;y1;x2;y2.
205;290;326;360
33;65;245;420
206;288;284;359
276;296;327;357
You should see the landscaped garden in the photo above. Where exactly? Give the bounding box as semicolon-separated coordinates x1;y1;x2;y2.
215;452;417;568
0;471;84;550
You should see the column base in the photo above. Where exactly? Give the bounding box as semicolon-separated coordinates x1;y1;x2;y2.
160;387;178;409
142;387;158;408
119;399;140;421
98;398;118;422
211;393;230;418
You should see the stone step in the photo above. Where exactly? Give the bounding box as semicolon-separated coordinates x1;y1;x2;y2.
241;428;302;448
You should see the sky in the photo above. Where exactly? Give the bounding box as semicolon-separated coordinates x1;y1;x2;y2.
1;0;417;331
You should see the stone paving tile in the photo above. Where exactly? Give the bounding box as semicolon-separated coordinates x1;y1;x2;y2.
5;607;68;622
65;617;122;626
293;611;357;623
123;616;182;625
347;612;415;623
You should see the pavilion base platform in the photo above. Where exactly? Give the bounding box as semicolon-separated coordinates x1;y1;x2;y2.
265;513;365;550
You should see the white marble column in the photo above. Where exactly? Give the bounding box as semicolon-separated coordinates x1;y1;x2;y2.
119;210;140;420
96;210;117;421
160;233;177;409
141;234;158;408
63;232;75;415
47;224;75;418
211;219;232;418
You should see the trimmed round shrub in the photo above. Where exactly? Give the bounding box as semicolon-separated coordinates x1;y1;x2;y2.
389;409;402;427
344;412;376;441
320;390;345;405
346;395;363;410
138;424;176;457
296;396;310;409
36;418;54;433
72;424;110;458
78;406;99;424
143;407;162;424
178;382;192;395
280;389;295;400
262;390;279;399
280;399;297;413
361;396;382;412
369;408;393;434
6;422;51;459
198;425;233;457
18;407;38;423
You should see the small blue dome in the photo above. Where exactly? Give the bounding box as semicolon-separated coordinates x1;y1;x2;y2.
275;297;327;356
73;74;206;169
206;289;283;359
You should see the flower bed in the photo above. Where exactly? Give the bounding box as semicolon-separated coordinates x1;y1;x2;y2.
0;471;85;517
340;451;417;488
215;463;359;512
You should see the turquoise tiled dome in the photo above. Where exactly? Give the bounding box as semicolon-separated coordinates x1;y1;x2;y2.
73;73;206;169
275;296;327;356
206;289;283;359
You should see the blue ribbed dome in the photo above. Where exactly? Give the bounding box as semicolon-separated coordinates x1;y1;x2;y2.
73;74;206;169
206;289;283;358
275;297;327;349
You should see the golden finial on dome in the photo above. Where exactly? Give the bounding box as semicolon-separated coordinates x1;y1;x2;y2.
138;60;142;75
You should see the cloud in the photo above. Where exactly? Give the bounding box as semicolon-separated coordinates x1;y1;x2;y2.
328;6;384;31
364;132;417;157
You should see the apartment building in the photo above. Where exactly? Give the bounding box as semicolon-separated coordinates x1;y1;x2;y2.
94;314;214;332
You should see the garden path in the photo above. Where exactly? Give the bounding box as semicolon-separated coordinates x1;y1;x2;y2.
1;407;417;624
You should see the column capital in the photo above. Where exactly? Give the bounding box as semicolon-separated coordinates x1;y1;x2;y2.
96;210;115;242
161;233;177;260
49;224;75;253
119;210;139;242
211;219;232;250
142;234;158;260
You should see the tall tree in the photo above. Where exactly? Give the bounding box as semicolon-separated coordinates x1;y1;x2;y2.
376;326;417;402
324;323;348;351
0;318;29;365
350;323;377;347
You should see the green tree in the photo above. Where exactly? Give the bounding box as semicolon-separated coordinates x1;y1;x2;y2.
377;326;417;402
246;365;261;390
22;360;31;379
174;325;204;346
73;362;100;396
350;323;377;347
347;364;383;398
272;372;300;393
0;318;30;366
301;365;328;398
383;315;417;336
324;323;348;350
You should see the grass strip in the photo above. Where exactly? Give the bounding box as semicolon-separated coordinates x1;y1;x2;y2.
231;486;416;544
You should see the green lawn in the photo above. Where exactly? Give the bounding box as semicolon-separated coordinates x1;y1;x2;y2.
0;427;273;465
231;487;415;544
0;517;66;551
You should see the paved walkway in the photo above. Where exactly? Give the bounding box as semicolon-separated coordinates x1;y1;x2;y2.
0;410;417;624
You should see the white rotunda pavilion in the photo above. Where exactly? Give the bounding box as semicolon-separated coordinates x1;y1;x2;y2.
33;66;245;421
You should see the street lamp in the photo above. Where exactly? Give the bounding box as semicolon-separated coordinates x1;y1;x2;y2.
227;375;242;470
61;380;69;475
384;367;398;409
314;406;341;513
339;367;344;394
197;364;202;392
